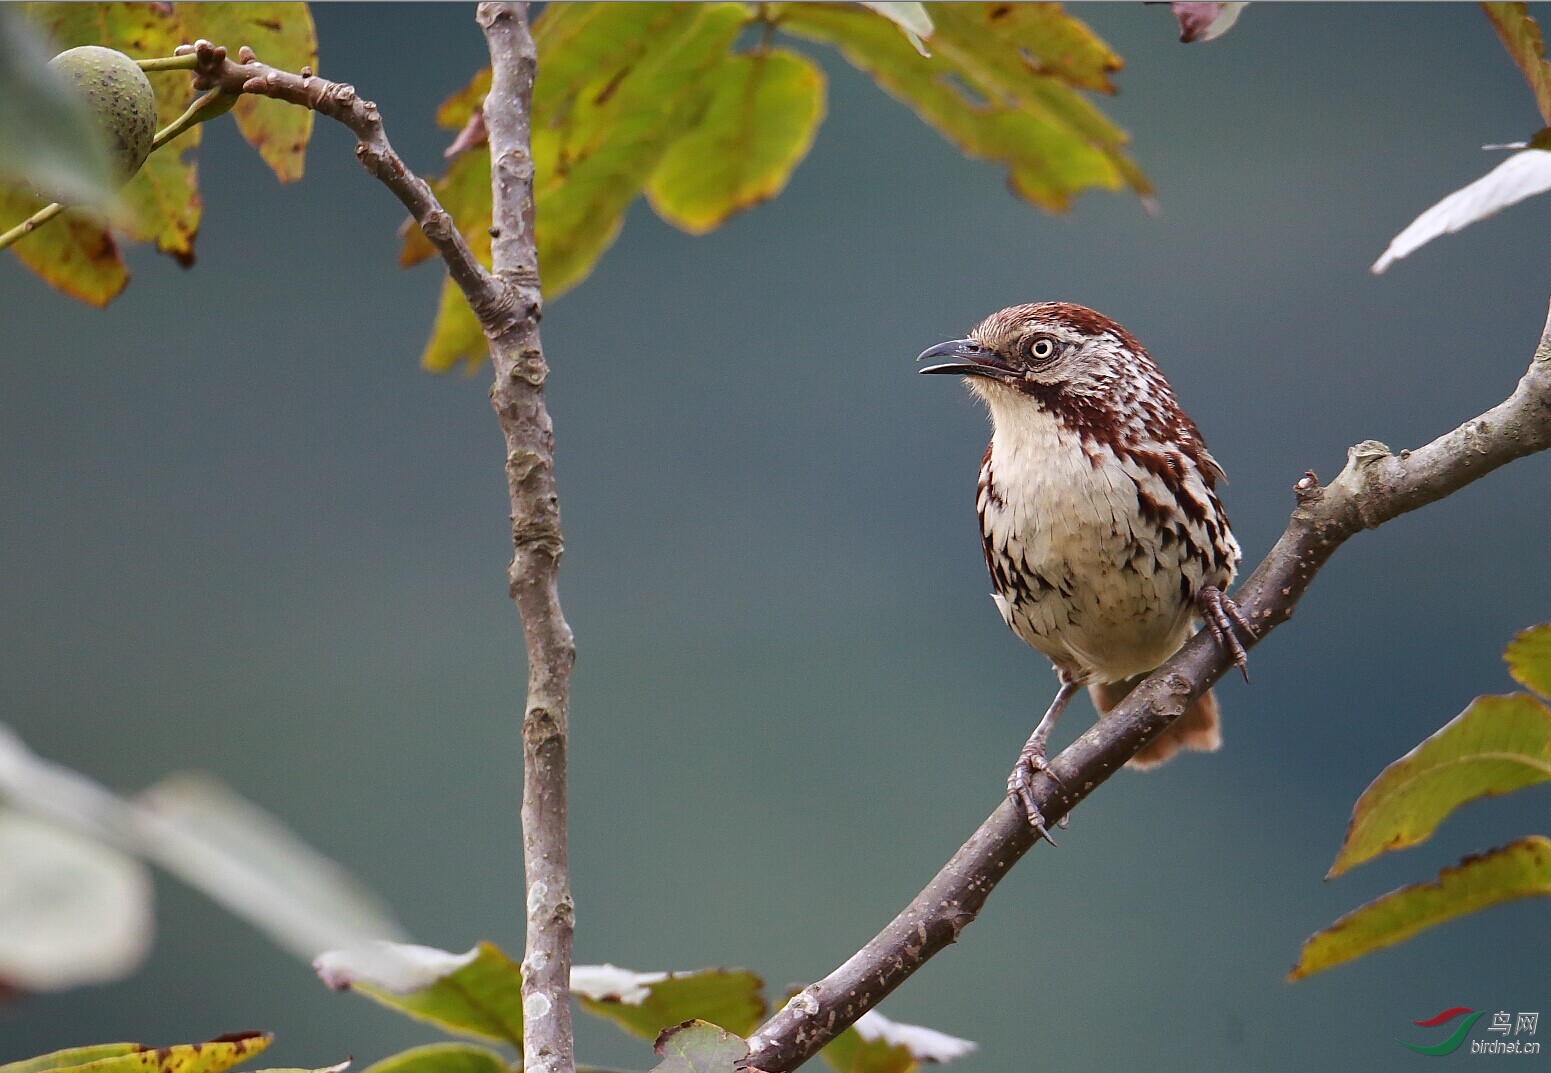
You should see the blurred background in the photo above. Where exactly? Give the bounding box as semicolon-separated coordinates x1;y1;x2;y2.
3;3;1549;1069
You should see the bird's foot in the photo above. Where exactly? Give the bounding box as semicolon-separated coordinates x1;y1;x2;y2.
1199;586;1256;682
1007;745;1067;845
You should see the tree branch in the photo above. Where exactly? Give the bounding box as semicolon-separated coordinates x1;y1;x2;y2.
743;300;1551;1073
179;39;512;329
187;20;575;1073
477;8;578;1073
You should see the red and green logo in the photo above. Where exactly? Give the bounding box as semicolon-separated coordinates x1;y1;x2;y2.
1401;1007;1486;1055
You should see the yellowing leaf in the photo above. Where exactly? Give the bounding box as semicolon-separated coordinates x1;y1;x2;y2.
1505;622;1551;698
1483;3;1551;127
577;967;766;1040
647;49;825;235
0;1035;273;1073
0;1045;147;1073
1327;694;1551;877
1291;837;1551;980
358;1045;504;1073
175;2;317;182
2;186;127;304
774;2;1150;213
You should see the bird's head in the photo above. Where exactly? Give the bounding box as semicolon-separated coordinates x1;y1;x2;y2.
917;301;1161;398
918;302;1186;445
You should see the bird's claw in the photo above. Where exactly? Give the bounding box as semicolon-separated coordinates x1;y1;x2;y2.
1199;586;1255;682
1007;747;1066;845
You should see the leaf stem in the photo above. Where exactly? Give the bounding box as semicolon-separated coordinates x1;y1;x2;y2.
0;202;64;252
152;87;230;150
136;54;200;72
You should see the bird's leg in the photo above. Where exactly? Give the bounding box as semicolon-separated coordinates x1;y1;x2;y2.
1198;585;1256;682
1008;679;1079;843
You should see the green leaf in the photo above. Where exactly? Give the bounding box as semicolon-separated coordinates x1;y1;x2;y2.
0;1046;147;1073
1327;693;1551;877
576;967;766;1040
315;940;525;1047
1290;836;1551;980
1505;622;1551;698
1483;3;1551;127
407;3;753;369
175;2;318;182
649;1021;748;1073
531;2;749;295
1;183;127;304
646;49;825;235
0;8;116;204
819;1010;975;1073
0;1035;274;1073
858;3;933;55
822;1031;916;1073
21;1;203;265
773;1;1151;213
358;1044;505;1073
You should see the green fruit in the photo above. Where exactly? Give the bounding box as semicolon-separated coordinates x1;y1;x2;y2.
48;45;158;188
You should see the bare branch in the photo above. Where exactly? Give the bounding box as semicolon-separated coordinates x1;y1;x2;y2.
478;7;577;1073
744;300;1551;1073
184;21;575;1073
178;39;508;326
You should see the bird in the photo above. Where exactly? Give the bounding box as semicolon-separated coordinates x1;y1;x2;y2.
918;301;1252;839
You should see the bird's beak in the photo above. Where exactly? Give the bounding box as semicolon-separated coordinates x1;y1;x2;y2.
916;338;1013;379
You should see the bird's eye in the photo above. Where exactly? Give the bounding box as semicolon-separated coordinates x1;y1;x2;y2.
1028;337;1056;362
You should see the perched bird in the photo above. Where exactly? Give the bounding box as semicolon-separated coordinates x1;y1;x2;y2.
919;302;1251;837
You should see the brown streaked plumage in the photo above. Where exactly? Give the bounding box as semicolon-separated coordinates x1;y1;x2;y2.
920;302;1251;836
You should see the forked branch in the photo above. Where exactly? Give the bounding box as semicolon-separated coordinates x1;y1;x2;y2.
744;301;1551;1072
189;12;575;1073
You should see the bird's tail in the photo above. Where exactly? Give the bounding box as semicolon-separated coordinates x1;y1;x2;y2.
1089;678;1222;771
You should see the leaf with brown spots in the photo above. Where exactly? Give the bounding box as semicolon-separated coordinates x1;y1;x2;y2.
649;1021;749;1073
773;2;1151;213
1;184;128;304
0;1034;273;1073
175;2;317;181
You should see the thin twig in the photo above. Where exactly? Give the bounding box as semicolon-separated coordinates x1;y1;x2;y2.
478;7;578;1073
0;202;64;252
179;38;507;324
743;300;1551;1073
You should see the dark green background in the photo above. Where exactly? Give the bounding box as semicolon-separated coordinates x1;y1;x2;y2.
4;3;1549;1069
